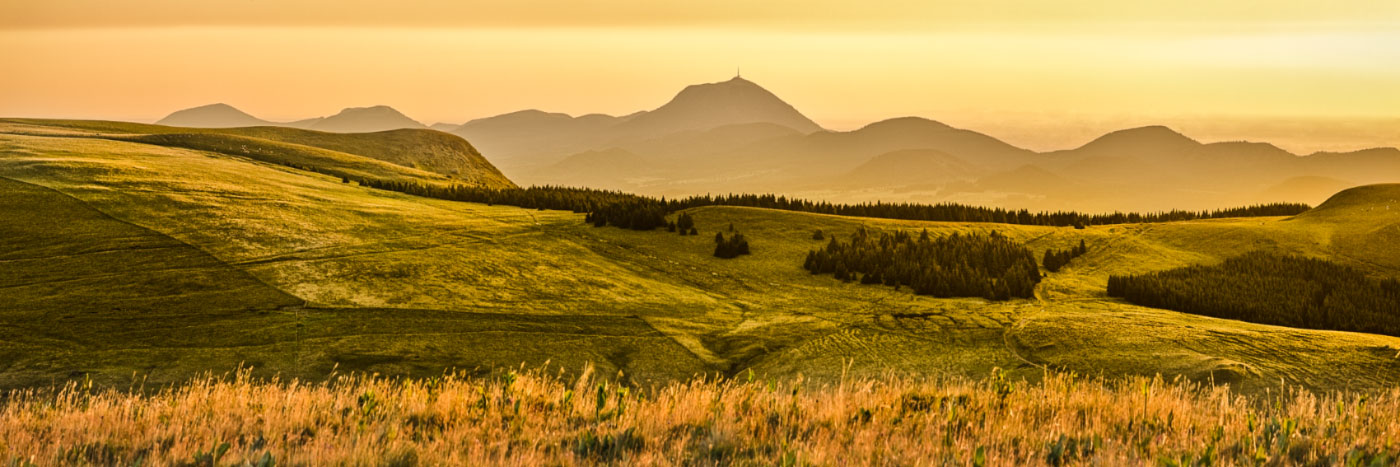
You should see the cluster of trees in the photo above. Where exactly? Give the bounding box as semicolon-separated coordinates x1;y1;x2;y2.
1107;251;1400;337
1043;240;1089;272
803;228;1041;300
714;232;751;259
584;202;668;230
667;212;698;235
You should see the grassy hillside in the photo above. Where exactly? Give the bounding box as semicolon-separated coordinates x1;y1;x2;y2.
1;121;1398;394
1291;183;1400;270
0;118;514;189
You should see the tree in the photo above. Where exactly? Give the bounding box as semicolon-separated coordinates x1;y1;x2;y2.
676;212;695;234
714;232;753;259
812;229;825;240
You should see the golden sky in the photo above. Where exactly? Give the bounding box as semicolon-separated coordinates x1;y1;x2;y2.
3;0;1400;152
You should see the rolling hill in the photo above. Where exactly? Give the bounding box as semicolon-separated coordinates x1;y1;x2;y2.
2;118;1399;394
307;105;426;133
155;103;273;128
0;118;513;188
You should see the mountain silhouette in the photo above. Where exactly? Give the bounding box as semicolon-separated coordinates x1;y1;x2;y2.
1069;125;1201;156
836;149;981;189
147;78;1400;212
156;103;271;128
615;76;822;136
155;104;425;133
308;105;425;133
450;76;822;174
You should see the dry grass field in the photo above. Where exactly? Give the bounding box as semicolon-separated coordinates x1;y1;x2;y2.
2;368;1397;465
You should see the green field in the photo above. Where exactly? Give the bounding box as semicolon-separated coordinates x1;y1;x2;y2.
1;120;1398;394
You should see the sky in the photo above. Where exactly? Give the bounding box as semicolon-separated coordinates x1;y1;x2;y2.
3;0;1400;153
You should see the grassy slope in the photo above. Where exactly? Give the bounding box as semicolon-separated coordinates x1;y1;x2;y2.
0;118;515;189
1;121;1398;393
0;130;702;388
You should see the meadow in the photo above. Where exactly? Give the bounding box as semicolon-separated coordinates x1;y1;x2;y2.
2;119;1399;393
1;119;1400;464
2;367;1397;465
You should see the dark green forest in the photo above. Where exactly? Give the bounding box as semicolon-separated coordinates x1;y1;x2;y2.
1043;240;1089;272
803;228;1041;300
355;180;1310;231
1107;252;1400;337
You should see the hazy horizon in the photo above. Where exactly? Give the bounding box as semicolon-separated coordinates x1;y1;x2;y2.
5;1;1400;153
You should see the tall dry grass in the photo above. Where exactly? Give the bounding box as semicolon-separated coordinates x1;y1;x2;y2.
1;366;1397;466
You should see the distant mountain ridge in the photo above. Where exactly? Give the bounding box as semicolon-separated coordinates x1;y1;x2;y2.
155;104;426;133
149;76;1400;212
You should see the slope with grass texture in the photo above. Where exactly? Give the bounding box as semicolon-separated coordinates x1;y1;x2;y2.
1;120;1398;394
0;118;514;188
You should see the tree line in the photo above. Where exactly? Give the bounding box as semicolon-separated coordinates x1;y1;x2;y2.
1043;240;1089;272
666;194;1310;227
803;228;1041;300
354;179;1309;231
1107;251;1400;337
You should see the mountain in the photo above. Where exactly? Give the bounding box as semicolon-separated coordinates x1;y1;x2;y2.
453;110;623;170
450;77;822;175
308;105;426;133
711;117;1036;180
155;103;272;128
1300;148;1400;185
530;148;659;190
835;149;981;189
154;104;427;133
151;80;1400;213
614;76;822;136
1066;125;1201;157
1254;176;1357;205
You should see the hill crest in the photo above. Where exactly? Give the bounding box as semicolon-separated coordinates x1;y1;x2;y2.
156;103;270;128
309;105;426;133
